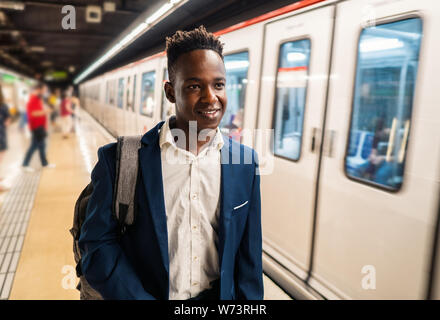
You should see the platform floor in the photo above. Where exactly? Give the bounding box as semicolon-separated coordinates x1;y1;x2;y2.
0;110;291;300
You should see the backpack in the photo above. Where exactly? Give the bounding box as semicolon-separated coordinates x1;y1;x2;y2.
70;135;142;300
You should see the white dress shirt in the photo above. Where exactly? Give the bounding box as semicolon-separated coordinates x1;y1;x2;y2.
159;117;224;300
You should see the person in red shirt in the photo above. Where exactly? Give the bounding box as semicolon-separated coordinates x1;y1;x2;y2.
22;83;55;171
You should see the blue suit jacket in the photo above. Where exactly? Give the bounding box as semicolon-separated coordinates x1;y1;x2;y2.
78;121;263;300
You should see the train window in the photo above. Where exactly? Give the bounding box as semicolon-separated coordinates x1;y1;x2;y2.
126;76;132;110
273;39;311;161
345;18;422;190
117;78;124;109
105;81;109;104
160;68;174;121
140;71;155;117
132;74;137;112
109;79;116;106
220;51;249;142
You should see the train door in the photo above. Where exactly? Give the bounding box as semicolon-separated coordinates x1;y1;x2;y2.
115;74;124;135
311;0;440;299
131;66;141;135
256;5;335;279
123;71;135;135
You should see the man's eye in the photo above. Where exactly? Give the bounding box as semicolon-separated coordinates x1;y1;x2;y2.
188;84;200;90
215;83;225;89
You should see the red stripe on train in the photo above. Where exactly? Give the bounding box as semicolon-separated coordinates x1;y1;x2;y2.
215;0;327;36
278;66;308;72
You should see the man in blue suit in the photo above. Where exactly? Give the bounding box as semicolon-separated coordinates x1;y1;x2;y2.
79;26;263;300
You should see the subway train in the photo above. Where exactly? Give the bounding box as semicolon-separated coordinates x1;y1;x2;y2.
79;0;440;299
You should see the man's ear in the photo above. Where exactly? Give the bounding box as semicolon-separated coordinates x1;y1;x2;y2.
164;81;176;103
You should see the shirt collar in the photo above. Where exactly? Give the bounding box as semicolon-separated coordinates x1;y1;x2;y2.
159;116;224;151
158;116;175;149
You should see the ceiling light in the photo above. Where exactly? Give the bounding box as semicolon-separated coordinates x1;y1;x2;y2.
145;3;172;25
0;1;25;11
29;46;46;53
103;2;116;12
74;0;188;84
86;5;102;23
0;12;7;25
41;60;53;67
118;22;148;47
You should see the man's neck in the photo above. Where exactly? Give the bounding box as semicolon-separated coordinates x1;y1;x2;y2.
171;116;217;155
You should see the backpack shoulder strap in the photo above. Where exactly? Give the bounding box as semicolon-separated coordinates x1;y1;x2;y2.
113;135;142;233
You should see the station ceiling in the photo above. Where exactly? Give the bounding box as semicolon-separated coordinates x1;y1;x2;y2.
0;0;299;86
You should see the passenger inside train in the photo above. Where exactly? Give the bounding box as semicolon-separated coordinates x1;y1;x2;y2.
345;18;421;190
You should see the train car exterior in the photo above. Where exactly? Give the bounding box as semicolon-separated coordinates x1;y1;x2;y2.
79;0;440;299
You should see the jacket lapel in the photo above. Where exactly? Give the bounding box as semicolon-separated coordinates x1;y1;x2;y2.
219;137;233;271
138;122;169;274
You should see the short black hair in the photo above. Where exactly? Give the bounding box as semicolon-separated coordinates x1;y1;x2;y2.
165;25;224;83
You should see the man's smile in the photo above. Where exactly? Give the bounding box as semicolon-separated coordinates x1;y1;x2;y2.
195;107;222;120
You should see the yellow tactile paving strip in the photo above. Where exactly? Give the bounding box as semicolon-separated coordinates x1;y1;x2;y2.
9;131;91;299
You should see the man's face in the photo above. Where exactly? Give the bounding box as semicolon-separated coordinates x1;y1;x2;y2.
166;49;227;132
37;85;47;98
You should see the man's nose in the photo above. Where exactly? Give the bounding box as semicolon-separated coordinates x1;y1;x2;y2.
201;86;218;105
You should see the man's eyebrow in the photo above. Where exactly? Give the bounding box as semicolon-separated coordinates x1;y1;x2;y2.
184;76;226;82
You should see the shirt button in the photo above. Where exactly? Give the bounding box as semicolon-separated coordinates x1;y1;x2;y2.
192;194;198;200
192;225;197;230
192;282;198;286
193;256;198;261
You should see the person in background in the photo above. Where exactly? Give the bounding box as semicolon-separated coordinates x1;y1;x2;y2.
60;90;74;139
67;86;81;132
48;88;61;130
0;85;11;192
18;88;29;133
22;83;55;172
357;117;393;184
70;94;81;131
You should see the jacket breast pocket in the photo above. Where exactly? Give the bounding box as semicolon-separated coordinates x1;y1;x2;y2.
232;200;249;215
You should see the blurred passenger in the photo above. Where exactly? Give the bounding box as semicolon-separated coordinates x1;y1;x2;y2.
60;91;74;139
67;86;81;132
0;85;11;192
71;94;81;132
357;117;393;184
18;88;29;132
22;83;55;172
78;26;263;300
48;88;61;129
